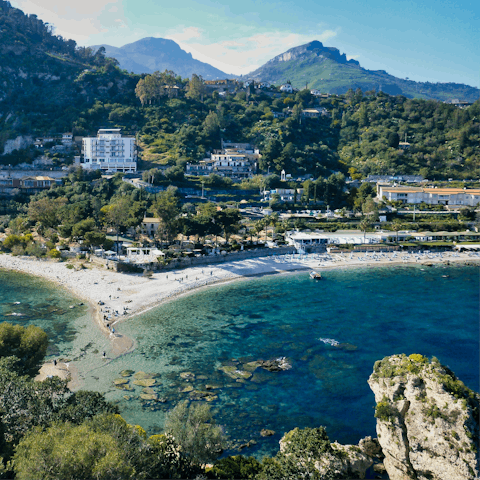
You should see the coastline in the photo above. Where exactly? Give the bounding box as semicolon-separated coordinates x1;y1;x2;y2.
0;251;478;386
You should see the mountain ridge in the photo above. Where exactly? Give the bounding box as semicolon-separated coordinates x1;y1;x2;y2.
244;40;479;102
92;37;230;80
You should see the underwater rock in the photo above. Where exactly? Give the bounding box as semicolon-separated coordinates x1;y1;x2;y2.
140;393;158;401
142;387;156;395
180;372;195;381
133;379;156;387
219;365;252;380
114;378;129;385
189;390;218;401
243;361;263;371
205;384;221;390
180;385;194;393
133;371;156;380
260;429;275;437
258;357;292;372
120;369;135;377
334;342;357;351
197;374;209;380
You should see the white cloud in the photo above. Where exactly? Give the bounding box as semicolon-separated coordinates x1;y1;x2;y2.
165;29;338;75
10;0;126;43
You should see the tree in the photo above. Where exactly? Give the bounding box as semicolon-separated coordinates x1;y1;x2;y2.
215;209;242;244
186;74;205;101
164;401;225;466
359;219;372;243
13;422;136;480
391;218;403;242
0;323;48;377
210;455;262;479
100;197;132;253
362;197;379;221
153;189;181;245
27;197;67;230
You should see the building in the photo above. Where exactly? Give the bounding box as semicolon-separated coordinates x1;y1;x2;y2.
186;143;260;180
377;186;480;206
280;84;294;93
0;175;61;196
263;188;304;203
301;107;328;118
140;218;162;237
364;175;424;183
82;129;137;173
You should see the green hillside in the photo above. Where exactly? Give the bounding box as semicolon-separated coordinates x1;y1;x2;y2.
0;0;138;142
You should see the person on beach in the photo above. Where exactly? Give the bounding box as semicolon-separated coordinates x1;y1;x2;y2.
53;359;57;366
102;351;106;357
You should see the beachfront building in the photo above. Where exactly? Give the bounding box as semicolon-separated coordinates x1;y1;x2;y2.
81;129;137;173
377;185;480;206
286;231;390;250
186;143;260;180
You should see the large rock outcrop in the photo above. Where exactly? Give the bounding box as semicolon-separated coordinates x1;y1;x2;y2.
369;354;479;480
259;426;375;479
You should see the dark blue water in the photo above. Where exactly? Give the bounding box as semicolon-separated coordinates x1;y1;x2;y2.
1;265;478;458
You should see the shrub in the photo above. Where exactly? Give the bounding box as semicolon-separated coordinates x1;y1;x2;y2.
375;397;400;422
48;249;61;259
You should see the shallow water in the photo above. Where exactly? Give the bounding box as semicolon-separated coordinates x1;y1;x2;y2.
1;264;479;458
0;269;114;363
82;264;479;457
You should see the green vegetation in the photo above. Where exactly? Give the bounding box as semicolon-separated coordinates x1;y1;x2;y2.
375;396;400;422
372;353;430;379
0;322;48;376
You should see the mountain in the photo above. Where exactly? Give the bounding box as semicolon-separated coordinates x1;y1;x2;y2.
0;0;137;143
245;41;480;102
93;37;229;80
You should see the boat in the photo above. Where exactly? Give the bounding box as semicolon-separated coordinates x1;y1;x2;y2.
310;271;322;280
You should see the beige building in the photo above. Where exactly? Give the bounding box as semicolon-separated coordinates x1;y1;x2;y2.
378;185;480;206
186;145;260;180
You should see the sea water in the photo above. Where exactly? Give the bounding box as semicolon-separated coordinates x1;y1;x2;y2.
1;265;478;458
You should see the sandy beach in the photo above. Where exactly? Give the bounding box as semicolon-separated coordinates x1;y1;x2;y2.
1;249;478;383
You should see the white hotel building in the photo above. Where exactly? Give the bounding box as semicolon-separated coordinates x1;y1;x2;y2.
82;129;137;173
377;185;480;207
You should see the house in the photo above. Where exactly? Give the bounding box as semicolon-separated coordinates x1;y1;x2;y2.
377;186;480;206
140;218;162;237
280;84;294;93
62;133;73;145
81;129;137;173
444;99;473;108
263;188;304;203
301;107;328;118
0;175;61;196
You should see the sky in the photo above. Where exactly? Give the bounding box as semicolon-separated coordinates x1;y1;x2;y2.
10;0;480;87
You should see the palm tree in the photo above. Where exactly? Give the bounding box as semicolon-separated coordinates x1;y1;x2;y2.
359;219;371;244
391;218;403;243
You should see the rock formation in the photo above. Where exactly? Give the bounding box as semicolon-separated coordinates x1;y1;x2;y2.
368;354;479;480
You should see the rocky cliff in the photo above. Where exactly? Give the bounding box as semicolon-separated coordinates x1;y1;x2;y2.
369;354;479;480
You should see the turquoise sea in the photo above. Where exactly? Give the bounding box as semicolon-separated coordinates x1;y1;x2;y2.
1;264;478;458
